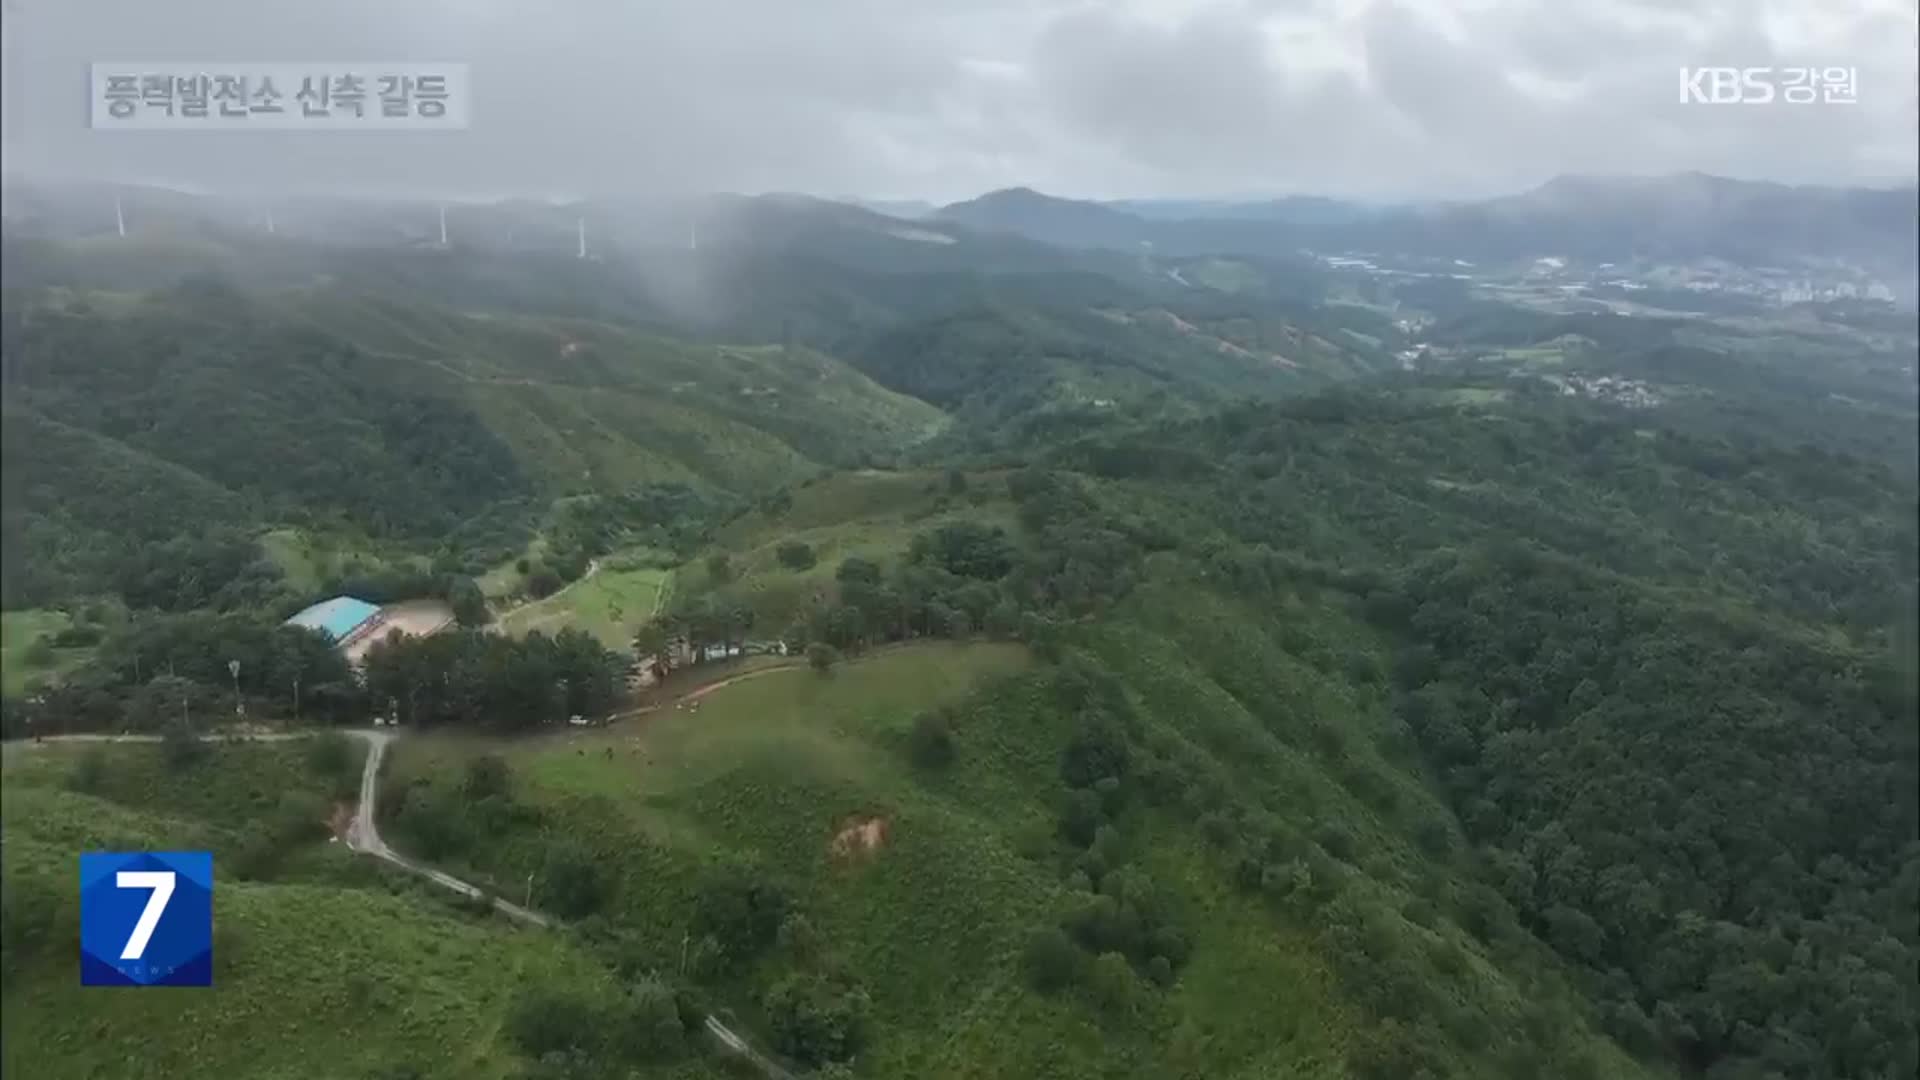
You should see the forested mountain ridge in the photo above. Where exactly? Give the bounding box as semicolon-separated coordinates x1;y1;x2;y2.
2;181;1916;1080
1037;389;1918;1077
938;174;1920;285
0;279;942;608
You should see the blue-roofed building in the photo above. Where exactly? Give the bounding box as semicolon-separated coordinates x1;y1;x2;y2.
284;596;383;646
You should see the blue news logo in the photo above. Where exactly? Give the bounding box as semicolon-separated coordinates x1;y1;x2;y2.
79;851;213;987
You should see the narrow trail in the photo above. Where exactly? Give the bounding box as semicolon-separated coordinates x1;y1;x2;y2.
22;728;786;1076
649;568;675;619
681;662;804;702
490;557;603;630
605;659;805;724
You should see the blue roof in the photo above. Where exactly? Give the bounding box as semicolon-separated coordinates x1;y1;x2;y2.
284;597;381;643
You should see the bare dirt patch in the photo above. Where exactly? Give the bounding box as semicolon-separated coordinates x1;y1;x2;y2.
327;800;355;841
829;815;890;862
344;599;455;664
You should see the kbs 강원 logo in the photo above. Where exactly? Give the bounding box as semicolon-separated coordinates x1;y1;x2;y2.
1678;66;1858;105
79;851;213;987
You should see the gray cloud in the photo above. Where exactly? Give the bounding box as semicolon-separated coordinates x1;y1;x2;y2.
2;0;1913;202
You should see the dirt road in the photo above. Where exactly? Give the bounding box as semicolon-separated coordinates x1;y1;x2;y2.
490;558;602;630
23;728;781;1075
343;730;549;926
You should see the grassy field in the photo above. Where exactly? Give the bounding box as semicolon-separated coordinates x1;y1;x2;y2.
1;609;95;697
497;560;672;649
380;629;1373;1078
380;559;1647;1078
680;469;1021;632
0;738;731;1080
477;534;550;601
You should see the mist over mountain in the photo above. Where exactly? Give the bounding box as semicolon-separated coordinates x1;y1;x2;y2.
936;173;1920;296
5;143;1917;1080
4;0;1918;1076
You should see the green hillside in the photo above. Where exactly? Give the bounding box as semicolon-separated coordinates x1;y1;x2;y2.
844;301;1377;446
667;469;1023;634
378;613;1645;1078
3;197;1915;1080
1;282;943;612
0;739;736;1080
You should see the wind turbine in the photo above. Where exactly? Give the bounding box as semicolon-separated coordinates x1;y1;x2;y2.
576;216;586;259
114;193;125;237
438;204;448;246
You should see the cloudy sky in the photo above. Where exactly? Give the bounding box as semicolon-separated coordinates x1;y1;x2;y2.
4;0;1915;202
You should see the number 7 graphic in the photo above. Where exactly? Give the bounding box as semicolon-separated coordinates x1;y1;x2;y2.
80;851;212;986
115;871;176;960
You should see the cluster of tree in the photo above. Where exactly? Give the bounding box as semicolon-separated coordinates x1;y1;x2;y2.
504;485;740;607
793;551;998;651
387;754;608;924
1150;394;1913;638
0;402;255;609
685;869;791;977
1003;469;1166;616
767;479;1149;663
5;292;529;540
764;973;871;1068
505;976;696;1078
588;484;737;558
111;528;286;613
361;627;622;732
905;707;956;769
2;611;358;738
1374;545;1919;1077
776;540;817;571
1022;663;1192;1007
638;593;758;665
670;865;873;1067
309;563;492;627
989;385;1915;1075
841;297;1305;442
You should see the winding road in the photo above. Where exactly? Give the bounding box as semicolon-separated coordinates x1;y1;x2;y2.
341;729;785;1075
23;727;786;1077
343;730;550;926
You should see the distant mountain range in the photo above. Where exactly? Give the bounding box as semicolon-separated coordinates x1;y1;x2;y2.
937;173;1920;280
7;171;1915;298
1107;195;1387;226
